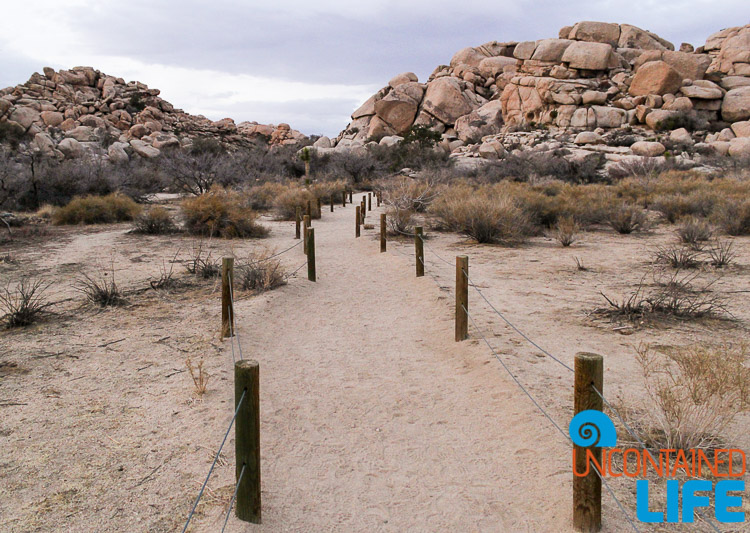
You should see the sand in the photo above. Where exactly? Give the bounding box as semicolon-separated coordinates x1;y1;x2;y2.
1;193;748;532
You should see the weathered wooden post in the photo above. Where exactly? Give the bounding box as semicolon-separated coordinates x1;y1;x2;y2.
303;215;310;254
415;227;424;277
380;213;386;253
355;206;361;238
574;352;603;533
295;207;301;239
455;256;468;341
360;200;366;223
306;200;311;218
348;190;353;203
235;360;261;524
317;197;322;215
342;190;347;207
376;190;381;207
307;227;316;282
330;194;334;212
221;257;234;338
368;192;372;211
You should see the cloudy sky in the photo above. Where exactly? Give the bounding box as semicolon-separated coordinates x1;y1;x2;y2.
1;1;748;136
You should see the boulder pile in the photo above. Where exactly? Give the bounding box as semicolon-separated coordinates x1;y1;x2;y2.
333;21;750;164
0;67;306;162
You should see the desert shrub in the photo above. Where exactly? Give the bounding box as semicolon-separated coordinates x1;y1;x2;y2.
385;206;414;236
76;266;126;307
430;186;533;244
401;125;442;148
245;182;287;211
0;278;54;328
311;179;349;203
552;216;579;247
484;151;604;184
236;250;287;292
273;187;320;220
186;244;221;279
675;216;712;246
382;178;439;213
653;245;701;269
132;207;177;234
712;198;750;236
634;343;750;450
182;187;269;238
52;193;141;225
607;203;648;234
707;239;736;268
185;357;209;396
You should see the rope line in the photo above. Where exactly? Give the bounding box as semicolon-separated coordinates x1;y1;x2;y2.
181;388;247;533
287;261;308;279
220;463;247;533
228;274;244;361
463;305;640;533
463;269;574;373
246;240;302;264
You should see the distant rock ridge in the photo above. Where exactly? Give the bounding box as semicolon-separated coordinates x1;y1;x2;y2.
331;21;750;164
0;67;306;162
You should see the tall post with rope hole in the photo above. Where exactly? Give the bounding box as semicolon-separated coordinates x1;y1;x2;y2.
221;257;234;339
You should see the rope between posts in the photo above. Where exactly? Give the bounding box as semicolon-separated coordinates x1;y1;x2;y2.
228;271;244;361
182;388;247;533
463;305;640;533
221;463;247;533
462;268;574;374
247;240;303;264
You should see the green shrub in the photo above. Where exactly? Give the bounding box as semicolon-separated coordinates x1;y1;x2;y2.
182;187;268;239
53;193;142;225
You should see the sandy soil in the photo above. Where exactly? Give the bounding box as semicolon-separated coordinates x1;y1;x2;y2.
1;193;748;532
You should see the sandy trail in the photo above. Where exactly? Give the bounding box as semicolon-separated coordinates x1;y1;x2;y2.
210;193;579;532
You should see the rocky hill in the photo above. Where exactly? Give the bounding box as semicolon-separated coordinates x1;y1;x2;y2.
328;21;750;169
0;67;306;162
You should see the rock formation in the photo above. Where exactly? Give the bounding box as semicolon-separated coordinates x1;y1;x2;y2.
333;21;750;165
0;67;306;162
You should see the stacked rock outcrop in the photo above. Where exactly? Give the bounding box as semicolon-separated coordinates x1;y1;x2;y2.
334;21;750;161
0;67;306;161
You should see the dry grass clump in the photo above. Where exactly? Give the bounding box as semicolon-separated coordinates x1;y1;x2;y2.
711;198;750;236
706;239;736;268
311;180;349;203
185;357;209;396
607;203;648;234
653;245;701;269
382;178;439;213
385;206;414;236
131;206;177;234
52;193;141;225
182;187;268;239
0;278;54;328
186;243;221;279
430;185;533;244
599;270;728;321
273;187;320;220
551;216;579;247
75;265;127;307
236;249;287;292
675;216;712;246
633;343;750;450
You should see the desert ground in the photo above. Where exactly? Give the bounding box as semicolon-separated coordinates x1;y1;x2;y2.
1;193;749;532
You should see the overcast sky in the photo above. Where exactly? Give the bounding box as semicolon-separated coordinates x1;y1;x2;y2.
1;1;748;136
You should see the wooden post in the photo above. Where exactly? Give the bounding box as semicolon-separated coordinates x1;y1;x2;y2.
368;192;372;211
221;257;234;339
455;256;468;341
235;360;261;524
360;200;366;223
415;227;424;277
377;190;381;207
380;213;386;253
295;207;301;239
306;200;311;218
342;190;346;207
348;190;353;203
574;353;603;533
355;206;361;238
303;215;310;254
330;195;334;213
307;228;316;282
317;197;321;215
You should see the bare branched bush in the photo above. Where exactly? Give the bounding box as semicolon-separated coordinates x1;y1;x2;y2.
653;245;701;269
0;279;54;328
634;343;750;450
676;216;712;247
132;206;177;234
574;257;588;272
150;252;181;290
707;239;736;268
236;250;287;292
185;357;209;396
75;265;126;307
552;216;579;247
185;243;221;279
382;178;439;213
182;186;268;239
607;204;648;234
385;206;414;236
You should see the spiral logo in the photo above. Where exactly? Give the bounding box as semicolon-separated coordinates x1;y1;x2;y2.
569;410;617;447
